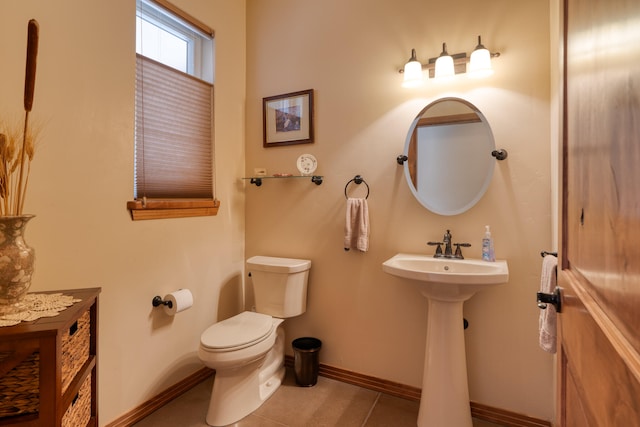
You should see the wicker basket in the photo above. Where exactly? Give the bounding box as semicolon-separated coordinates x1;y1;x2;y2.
61;374;91;427
0;351;39;418
61;310;90;394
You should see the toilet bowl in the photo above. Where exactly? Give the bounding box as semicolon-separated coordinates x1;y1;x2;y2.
198;256;311;426
199;311;285;426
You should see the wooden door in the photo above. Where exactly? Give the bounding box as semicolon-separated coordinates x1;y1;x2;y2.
559;0;640;425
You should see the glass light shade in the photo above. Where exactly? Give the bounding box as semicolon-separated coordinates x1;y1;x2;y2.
469;47;493;78
434;55;454;79
402;59;424;87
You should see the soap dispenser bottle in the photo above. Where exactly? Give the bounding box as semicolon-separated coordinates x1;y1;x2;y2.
482;225;495;262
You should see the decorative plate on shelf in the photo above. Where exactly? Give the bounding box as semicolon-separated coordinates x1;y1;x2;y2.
296;154;317;176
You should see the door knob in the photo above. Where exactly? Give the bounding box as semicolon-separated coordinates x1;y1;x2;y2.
537;287;562;313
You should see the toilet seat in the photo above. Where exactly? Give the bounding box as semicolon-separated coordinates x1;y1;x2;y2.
201;311;274;351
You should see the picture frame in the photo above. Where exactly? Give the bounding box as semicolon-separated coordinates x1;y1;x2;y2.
263;89;314;147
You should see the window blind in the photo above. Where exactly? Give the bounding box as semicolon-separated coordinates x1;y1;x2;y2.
135;54;213;199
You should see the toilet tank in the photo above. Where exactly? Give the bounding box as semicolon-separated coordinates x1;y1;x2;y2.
247;256;311;318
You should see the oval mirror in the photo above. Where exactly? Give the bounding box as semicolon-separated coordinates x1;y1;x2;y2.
402;97;496;215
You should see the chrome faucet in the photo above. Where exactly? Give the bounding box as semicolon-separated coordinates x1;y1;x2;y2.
427;229;471;259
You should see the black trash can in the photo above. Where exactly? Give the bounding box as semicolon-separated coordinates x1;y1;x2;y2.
292;337;322;387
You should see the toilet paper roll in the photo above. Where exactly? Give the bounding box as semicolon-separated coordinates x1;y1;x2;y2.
163;289;194;315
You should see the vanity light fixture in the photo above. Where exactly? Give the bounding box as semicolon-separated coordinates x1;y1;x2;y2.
402;49;424;88
434;43;455;79
399;36;500;86
468;36;494;78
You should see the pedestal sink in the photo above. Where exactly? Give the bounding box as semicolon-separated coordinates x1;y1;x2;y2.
382;253;509;427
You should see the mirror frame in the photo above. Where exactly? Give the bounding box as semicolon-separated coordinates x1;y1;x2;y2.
403;97;496;215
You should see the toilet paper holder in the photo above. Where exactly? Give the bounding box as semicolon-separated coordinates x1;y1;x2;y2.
152;295;173;309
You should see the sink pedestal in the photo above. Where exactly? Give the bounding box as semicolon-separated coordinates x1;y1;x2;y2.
381;254;509;427
418;295;472;427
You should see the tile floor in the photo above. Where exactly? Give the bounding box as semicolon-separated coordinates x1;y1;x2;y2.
133;368;503;427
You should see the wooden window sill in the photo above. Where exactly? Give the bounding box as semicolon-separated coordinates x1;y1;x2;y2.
126;199;220;220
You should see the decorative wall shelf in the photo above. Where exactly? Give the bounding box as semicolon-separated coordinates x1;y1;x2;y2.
242;175;323;186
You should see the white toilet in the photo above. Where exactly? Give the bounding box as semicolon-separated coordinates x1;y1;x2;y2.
198;256;311;426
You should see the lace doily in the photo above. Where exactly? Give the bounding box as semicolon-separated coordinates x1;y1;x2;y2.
0;293;81;327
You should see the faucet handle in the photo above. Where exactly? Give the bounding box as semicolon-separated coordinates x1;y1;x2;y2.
427;241;443;257
454;243;471;259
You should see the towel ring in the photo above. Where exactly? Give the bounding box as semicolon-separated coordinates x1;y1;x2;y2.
344;175;369;199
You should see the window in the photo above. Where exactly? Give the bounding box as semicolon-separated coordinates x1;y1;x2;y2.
127;0;219;220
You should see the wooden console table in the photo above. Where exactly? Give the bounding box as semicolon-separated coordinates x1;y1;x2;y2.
0;288;100;426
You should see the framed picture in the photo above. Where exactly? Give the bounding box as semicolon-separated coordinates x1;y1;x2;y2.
263;89;314;147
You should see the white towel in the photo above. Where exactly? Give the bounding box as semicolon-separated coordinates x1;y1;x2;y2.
344;198;369;252
538;255;558;353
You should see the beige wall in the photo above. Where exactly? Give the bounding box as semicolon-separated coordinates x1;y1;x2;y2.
246;0;554;421
0;0;246;424
0;0;557;424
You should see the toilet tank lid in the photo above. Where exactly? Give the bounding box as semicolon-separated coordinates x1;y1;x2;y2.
247;256;311;273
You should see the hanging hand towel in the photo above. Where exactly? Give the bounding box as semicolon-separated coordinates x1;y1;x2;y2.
344;198;369;252
538;255;558;353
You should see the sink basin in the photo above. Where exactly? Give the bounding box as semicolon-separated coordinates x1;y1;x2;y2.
382;253;508;284
382;253;509;427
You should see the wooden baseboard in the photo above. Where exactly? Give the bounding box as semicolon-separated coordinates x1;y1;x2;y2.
284;355;422;401
285;356;551;427
107;360;550;427
104;367;214;427
470;402;552;427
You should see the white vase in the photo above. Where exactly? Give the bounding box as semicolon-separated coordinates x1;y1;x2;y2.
0;215;35;315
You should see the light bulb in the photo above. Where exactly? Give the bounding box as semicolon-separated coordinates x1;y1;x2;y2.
469;36;494;78
402;49;424;88
434;43;454;79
